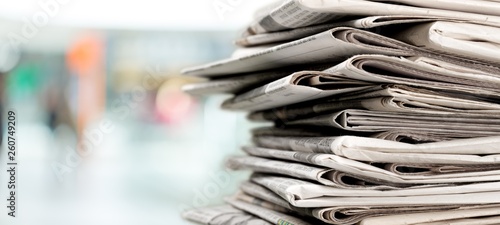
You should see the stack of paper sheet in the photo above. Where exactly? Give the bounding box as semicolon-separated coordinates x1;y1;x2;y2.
181;1;500;224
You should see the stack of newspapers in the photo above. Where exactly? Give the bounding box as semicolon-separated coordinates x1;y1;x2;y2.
181;1;500;224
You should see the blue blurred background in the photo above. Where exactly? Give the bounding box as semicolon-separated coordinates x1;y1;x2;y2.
0;0;269;224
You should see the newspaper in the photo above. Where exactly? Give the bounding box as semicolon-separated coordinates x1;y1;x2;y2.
183;27;497;78
382;163;500;176
183;27;412;77
413;216;500;225
395;21;500;64
182;64;332;95
322;54;500;96
239;178;500;225
239;181;296;211
378;0;500;16
247;0;500;34
251;127;355;137
242;146;500;184
283;109;500;138
231;45;279;58
250;126;494;143
248;84;500;122
239;181;297;211
252;135;500;165
221;71;373;111
182;205;272;225
237;15;493;47
227;156;341;187
225;198;313;225
233;192;291;214
359;206;500;225
227;156;415;189
312;205;495;225
370;130;481;143
251;175;500;208
250;126;468;143
222;54;500;111
182;70;296;96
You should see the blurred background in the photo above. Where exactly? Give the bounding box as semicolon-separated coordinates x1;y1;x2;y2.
0;0;270;224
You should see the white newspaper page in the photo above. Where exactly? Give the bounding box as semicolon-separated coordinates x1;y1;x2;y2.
415;216;500;225
395;21;500;64
182;64;333;95
371;130;481;143
251;127;352;138
253;135;500;155
323;55;500;99
359;206;500;225
378;0;500;17
284;109;500;136
243;146;500;184
239;178;498;225
184;27;386;77
226;198;313;225
234;193;291;214
227;156;338;186
221;71;373;111
237;15;494;47
239;181;296;211
182;205;272;225
224;54;500;111
248;0;500;34
311;205;493;225
252;175;500;208
228;156;412;189
182;70;294;95
183;27;451;78
252;135;500;165
248;84;500;122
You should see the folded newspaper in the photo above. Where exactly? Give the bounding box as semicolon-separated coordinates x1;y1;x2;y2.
279;109;500;139
237;15;497;47
237;180;500;225
243;146;500;184
250;175;500;208
246;0;500;34
253;135;500;164
181;0;500;224
182;64;332;95
182;205;272;225
248;84;500;122
222;54;500;111
183;27;497;78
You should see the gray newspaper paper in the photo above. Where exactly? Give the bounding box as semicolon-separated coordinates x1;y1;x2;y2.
237;15;495;47
394;21;500;64
252;135;500;165
182;205;272;225
243;146;500;184
359;206;500;225
283;109;500;137
247;0;500;34
182;64;332;96
226;198;313;225
238;180;500;225
248;84;500;122
182;27;493;78
222;54;500;111
251;175;500;208
227;156;416;189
